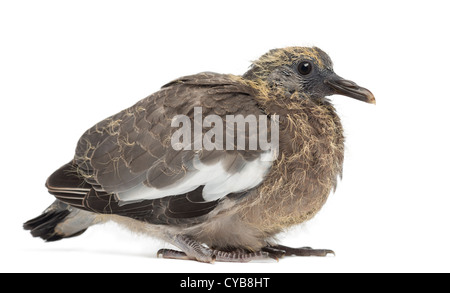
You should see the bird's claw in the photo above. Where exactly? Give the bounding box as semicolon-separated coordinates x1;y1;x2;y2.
263;244;335;257
159;235;334;262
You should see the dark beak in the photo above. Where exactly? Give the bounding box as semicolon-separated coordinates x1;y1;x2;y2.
324;75;376;104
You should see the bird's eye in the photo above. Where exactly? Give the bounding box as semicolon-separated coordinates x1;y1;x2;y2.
297;61;312;75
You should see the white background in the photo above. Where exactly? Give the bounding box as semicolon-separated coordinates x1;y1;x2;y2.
1;0;449;273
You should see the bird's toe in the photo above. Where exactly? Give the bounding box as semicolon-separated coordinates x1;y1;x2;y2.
266;244;335;257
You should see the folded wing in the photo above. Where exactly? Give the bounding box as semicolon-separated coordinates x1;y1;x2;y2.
47;73;274;225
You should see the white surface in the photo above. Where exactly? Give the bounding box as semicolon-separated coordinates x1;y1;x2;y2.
1;0;449;273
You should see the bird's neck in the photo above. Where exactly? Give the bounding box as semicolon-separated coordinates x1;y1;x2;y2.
232;75;341;131
256;84;335;116
235;75;332;115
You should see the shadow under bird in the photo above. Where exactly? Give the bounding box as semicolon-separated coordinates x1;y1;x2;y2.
24;47;375;262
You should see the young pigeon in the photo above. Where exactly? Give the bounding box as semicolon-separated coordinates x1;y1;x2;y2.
24;47;375;262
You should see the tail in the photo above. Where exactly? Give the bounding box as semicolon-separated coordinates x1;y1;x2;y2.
23;200;97;242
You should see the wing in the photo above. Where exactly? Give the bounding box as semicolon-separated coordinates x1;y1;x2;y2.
46;73;274;225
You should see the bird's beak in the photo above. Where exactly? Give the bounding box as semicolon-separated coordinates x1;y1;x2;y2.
324;75;376;104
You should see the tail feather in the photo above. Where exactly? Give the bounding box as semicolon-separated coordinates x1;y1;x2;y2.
24;201;95;242
23;210;72;242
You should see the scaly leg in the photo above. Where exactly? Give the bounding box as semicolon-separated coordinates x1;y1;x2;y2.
159;235;215;263
157;235;275;263
157;235;334;262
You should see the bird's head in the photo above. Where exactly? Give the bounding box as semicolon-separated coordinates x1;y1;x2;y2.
243;46;375;104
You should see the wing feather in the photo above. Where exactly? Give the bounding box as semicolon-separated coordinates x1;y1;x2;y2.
51;73;273;223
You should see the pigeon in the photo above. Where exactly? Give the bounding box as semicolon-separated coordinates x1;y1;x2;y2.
24;46;375;262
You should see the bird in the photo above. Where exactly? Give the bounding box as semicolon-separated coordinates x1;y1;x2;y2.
24;46;375;263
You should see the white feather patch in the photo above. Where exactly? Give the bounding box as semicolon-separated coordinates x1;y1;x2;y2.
116;152;273;203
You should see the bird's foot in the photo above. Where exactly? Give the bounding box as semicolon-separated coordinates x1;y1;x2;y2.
157;249;193;261
158;235;216;263
157;235;274;263
262;244;335;257
157;248;273;263
157;235;334;263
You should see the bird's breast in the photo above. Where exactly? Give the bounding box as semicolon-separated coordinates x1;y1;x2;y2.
238;101;345;233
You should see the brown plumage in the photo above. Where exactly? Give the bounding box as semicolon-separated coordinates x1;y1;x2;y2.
24;46;375;262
